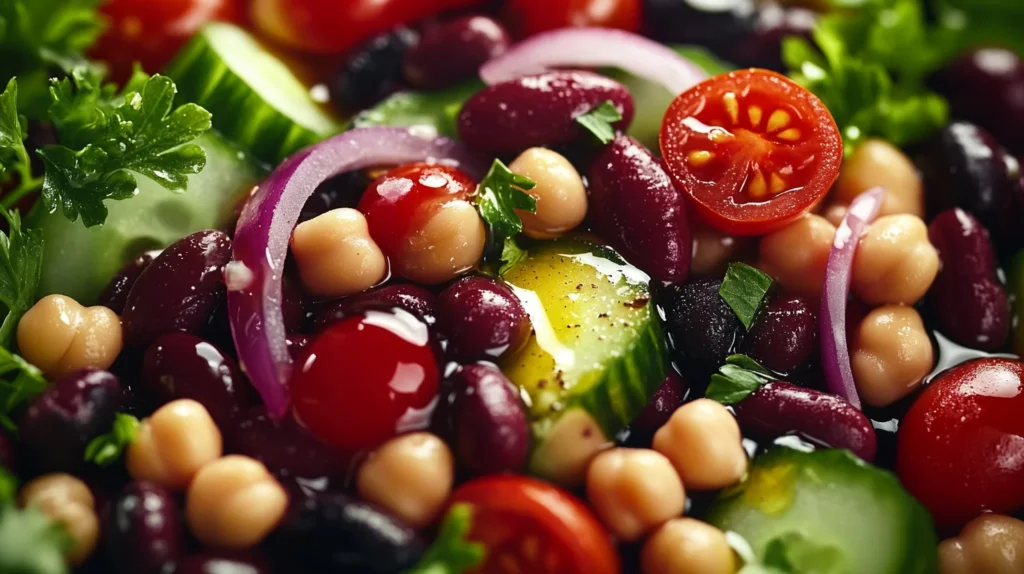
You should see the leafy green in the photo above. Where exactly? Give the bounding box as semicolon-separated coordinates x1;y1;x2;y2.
719;262;773;330
706;354;776;405
575;100;623;145
499;237;528;276
0;503;71;574
474;159;537;272
84;413;139;466
407;504;485;574
0;344;47;432
0;466;15;505
0;207;43;348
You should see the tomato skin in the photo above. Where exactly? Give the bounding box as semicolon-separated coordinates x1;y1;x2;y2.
251;0;487;55
897;358;1024;530
449;475;620;574
502;0;642;38
660;69;842;236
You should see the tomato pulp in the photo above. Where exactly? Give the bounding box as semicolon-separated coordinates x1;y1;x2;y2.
502;0;642;38
660;69;842;236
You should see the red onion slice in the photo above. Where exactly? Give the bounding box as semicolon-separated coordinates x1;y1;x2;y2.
479;27;707;95
227;127;489;419
820;187;885;410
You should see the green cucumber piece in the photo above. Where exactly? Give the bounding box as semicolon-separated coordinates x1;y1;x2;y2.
499;236;667;454
352;80;483;138
33;131;265;304
706;448;938;574
164;22;341;164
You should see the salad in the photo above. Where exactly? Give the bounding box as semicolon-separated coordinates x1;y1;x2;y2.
1;0;1023;573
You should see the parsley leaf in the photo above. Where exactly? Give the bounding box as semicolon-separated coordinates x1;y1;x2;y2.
407;503;485;574
706;354;776;405
84;413;139;466
719;262;773;330
0;344;47;432
498;237;528;276
575;100;623;145
0;207;44;348
0;503;72;574
474;159;537;271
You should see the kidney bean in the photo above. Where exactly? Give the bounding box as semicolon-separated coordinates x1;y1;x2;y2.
98;252;156;314
287;333;312;361
104;481;184;574
404;15;510;89
436;276;531;362
733;381;877;462
588;135;692;284
0;429;16;471
743;294;818;375
927;209;1010;351
122;230;232;348
19;369;121;471
173;550;271;574
313;284;437;330
446;363;530;475
934;48;1024;155
659;279;744;373
458;70;634;154
631;371;688;434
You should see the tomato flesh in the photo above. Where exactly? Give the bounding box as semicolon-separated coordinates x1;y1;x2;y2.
660;69;842;236
502;0;642;38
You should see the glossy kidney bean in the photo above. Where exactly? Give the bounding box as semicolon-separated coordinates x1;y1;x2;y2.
742;294;818;375
927;209;1010;351
267;493;424;574
458;70;634;154
121;230;232;348
934;48;1024;154
660;279;744;373
404;15;510;89
98;252;156;314
447;363;530;475
173;550;272;574
733;381;877;462
313;284;437;330
142;333;253;425
631;371;687;434
588;135;692;284
0;429;14;471
435;276;531;361
20;369;121;471
330;28;418;112
104;481;184;574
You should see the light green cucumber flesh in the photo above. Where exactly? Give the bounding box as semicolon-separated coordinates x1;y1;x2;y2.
33;131;264;304
351;80;483;138
164;22;341;164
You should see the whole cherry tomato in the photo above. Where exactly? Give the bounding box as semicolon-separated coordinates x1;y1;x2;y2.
502;0;642;38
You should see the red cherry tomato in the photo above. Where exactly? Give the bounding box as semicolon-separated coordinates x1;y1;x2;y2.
659;69;842;236
251;0;486;55
291;308;439;454
449;475;620;574
91;0;246;83
897;358;1024;530
502;0;642;38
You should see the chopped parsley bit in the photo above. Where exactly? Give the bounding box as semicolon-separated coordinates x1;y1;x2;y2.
0;503;73;574
474;159;537;274
0;343;48;432
499;236;529;276
705;354;776;406
575;100;623;145
84;413;140;466
407;503;485;574
0;207;44;349
719;262;774;330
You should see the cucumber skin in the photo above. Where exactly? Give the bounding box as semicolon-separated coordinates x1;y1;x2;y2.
352;80;483;138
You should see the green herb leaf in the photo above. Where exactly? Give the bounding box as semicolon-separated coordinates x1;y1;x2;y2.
762;532;847;574
575;100;623;145
498;236;528;276
474;159;537;272
0;503;72;574
0;78;28;176
84;413;139;466
0;344;47;432
407;503;485;574
719;262;773;330
706;354;775;405
0;206;44;348
0;466;16;505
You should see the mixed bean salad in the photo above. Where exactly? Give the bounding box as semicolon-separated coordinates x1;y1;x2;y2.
1;0;1023;573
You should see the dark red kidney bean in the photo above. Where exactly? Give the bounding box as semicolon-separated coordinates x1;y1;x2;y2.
588;135;691;284
98;252;156;314
631;371;687;434
447;363;530;475
19;369;121;471
743;294;818;375
927;209;1010;351
934;48;1024;155
287;333;312;361
659;279;744;372
104;481;184;574
435;276;530;361
734;381;877;462
313;284;437;330
0;429;16;471
173;550;271;574
122;230;232;348
404;15;511;89
458;70;634;155
142;333;253;424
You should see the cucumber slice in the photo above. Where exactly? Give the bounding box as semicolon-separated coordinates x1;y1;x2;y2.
706;448;938;574
352;80;483;138
164;22;341;164
33;131;265;304
499;237;667;460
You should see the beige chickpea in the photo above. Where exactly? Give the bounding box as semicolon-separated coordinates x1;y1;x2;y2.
291;208;387;298
653;399;746;490
356;432;454;529
186;455;289;549
127;399;223;491
586;448;685;542
641;518;736;574
509;147;587;239
17;294;122;379
851;305;934;407
834;139;924;218
939;514;1024;574
530;408;611;487
757;215;836;298
19;473;98;566
396;199;486;284
691;226;748;278
852;215;939;306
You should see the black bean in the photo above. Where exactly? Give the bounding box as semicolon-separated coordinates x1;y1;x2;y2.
660;279;744;373
330;28;418;112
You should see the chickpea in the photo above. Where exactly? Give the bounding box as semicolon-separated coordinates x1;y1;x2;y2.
530;408;611;487
851;305;934;407
186;455;288;549
939;514;1024;574
757;215;836;298
17;294;122;379
852;215;939;306
509;147;587;239
291;208;387;298
397;199;486;284
834;139;924;218
822;203;847;227
641;518;736;574
126;399;223;491
356;432;454;529
653;399;746;490
586;448;685;542
691;226;748;278
19;473;98;565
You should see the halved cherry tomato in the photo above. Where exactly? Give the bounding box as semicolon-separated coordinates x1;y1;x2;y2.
659;69;842;236
502;0;642;38
449;475;620;574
